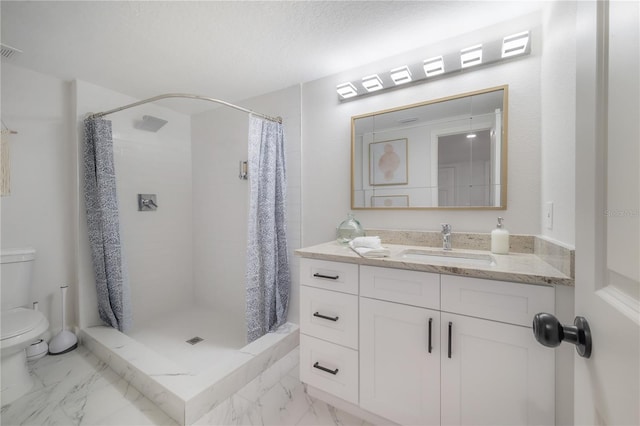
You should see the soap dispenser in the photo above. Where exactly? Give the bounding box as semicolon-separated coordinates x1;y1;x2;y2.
491;217;510;254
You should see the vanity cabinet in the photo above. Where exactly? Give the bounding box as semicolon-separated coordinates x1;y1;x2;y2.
299;258;360;404
438;273;555;425
359;266;441;424
360;297;441;425
300;258;556;426
441;312;554;426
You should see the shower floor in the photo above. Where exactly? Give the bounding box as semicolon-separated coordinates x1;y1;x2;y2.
127;306;247;375
81;312;299;424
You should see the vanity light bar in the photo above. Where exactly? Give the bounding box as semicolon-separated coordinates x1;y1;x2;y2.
423;56;445;77
362;74;384;92
337;29;531;101
460;44;483;68
502;31;530;58
390;66;412;85
336;82;358;99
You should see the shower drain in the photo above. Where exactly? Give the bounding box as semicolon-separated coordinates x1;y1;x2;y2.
186;336;204;345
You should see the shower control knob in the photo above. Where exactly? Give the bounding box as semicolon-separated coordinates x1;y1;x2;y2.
532;312;592;358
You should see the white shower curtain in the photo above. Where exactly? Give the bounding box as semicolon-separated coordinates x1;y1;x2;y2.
245;115;290;342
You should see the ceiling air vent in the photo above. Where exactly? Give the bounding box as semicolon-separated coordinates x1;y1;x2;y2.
0;44;23;60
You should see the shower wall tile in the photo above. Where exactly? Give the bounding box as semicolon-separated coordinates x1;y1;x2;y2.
186;324;300;424
191;84;302;325
236;347;300;402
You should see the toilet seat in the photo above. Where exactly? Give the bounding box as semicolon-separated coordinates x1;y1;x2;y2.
1;307;49;350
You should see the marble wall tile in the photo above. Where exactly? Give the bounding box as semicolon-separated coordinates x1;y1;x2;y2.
236;347;300;403
186;325;300;424
192;394;256;426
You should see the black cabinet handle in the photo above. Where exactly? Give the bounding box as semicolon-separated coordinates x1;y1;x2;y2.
448;321;452;358
313;312;339;322
428;318;433;353
313;273;339;280
313;362;339;375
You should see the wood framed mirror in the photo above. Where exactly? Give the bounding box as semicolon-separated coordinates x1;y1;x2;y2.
351;85;508;209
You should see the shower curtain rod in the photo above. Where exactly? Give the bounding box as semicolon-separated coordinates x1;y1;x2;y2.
87;93;282;124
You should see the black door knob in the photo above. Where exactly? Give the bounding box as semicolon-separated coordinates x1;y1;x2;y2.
532;313;592;358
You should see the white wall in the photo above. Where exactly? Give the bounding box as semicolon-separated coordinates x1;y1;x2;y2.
75;80;193;328
541;3;577;425
1;5;577;340
302;13;544;246
0;63;75;336
541;1;577;247
191;85;302;326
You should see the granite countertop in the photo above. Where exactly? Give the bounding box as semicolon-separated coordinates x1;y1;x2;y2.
295;241;574;287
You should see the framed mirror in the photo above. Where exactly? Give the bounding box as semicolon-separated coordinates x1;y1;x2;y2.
351;85;508;209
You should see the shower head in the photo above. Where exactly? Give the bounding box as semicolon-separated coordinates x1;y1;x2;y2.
135;115;168;132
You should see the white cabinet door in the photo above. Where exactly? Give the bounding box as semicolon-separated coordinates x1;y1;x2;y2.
441;312;554;426
360;297;440;426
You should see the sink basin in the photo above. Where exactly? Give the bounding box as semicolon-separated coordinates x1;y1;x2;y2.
398;249;496;266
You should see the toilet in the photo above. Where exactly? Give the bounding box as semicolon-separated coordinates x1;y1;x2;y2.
1;248;49;406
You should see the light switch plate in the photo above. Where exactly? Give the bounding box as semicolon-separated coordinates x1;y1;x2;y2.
544;202;553;230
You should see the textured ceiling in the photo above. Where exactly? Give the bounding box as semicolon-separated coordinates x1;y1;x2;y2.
1;1;544;115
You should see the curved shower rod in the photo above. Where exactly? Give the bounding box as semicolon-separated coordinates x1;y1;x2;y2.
87;93;282;124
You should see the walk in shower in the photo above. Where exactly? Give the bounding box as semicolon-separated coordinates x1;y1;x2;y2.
74;81;301;425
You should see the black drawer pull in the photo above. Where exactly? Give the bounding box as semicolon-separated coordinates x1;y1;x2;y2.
313;312;339;322
448;321;452;359
428;318;433;353
313;362;339;375
313;273;339;280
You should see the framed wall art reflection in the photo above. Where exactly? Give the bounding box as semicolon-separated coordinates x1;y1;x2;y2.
369;138;408;186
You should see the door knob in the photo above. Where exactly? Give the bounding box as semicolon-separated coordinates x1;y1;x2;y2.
532;313;592;358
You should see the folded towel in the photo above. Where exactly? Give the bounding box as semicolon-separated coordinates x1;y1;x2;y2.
351;246;391;258
349;237;390;258
350;236;382;249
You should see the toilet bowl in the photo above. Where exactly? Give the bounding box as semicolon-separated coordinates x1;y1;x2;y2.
0;248;50;406
1;308;49;405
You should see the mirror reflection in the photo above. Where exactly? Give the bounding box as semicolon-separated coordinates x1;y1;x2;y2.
352;85;508;209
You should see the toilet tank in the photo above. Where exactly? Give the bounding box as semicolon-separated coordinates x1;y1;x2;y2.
1;248;36;311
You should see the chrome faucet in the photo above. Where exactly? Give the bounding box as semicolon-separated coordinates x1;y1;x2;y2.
441;224;452;250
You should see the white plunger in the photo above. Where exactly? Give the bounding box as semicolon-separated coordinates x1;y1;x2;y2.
48;285;78;355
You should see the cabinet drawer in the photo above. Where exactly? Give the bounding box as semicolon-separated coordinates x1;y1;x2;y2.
360;265;440;309
300;334;358;405
300;258;359;295
300;286;358;349
441;275;555;327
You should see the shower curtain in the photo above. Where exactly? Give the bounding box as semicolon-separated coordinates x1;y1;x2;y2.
83;118;131;332
246;115;291;342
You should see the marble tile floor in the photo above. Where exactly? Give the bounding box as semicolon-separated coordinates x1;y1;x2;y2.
1;345;372;426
